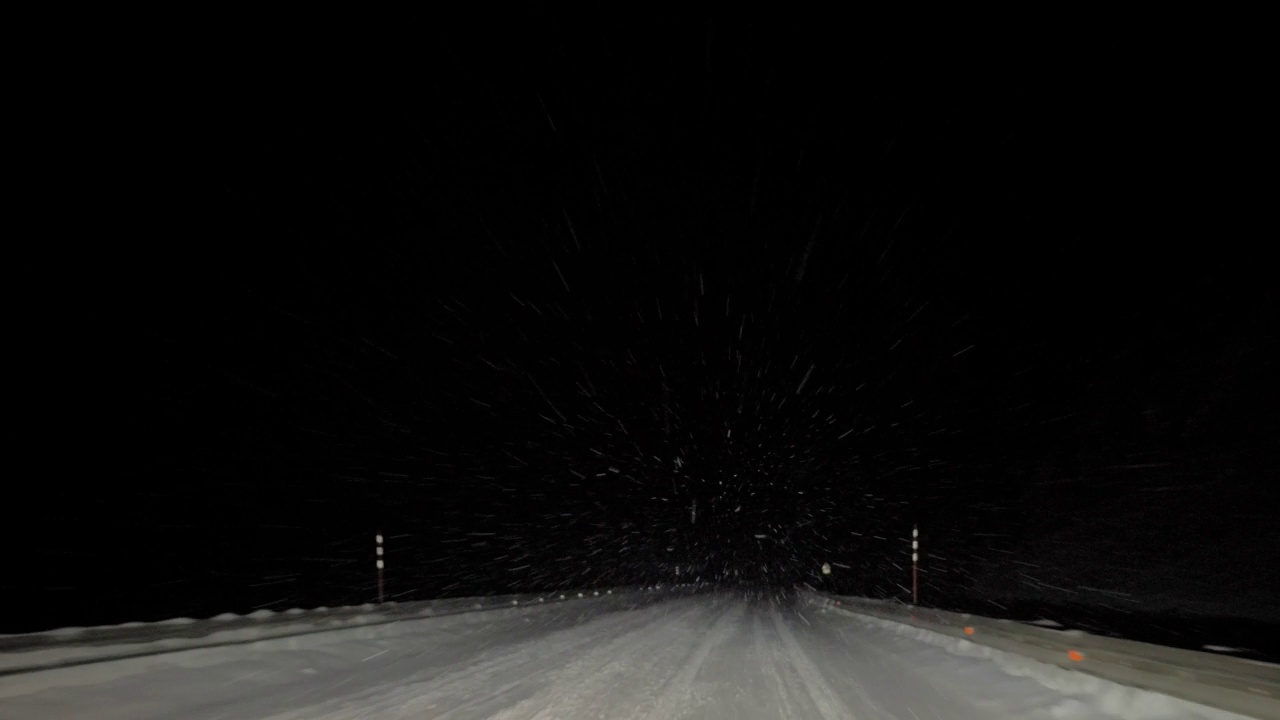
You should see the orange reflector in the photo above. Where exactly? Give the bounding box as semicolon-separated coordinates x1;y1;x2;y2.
964;626;974;635
1067;650;1084;662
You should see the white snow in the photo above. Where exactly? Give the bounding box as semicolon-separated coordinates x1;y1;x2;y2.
0;593;1264;719
0;596;590;676
830;607;1255;720
1028;618;1065;627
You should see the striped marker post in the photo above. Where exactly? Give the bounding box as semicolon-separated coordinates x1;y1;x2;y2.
911;525;919;606
376;532;385;603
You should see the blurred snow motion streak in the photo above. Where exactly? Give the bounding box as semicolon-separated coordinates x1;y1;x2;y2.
0;593;1259;720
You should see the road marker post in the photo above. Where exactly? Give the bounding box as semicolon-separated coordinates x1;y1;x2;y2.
912;525;919;606
376;532;385;603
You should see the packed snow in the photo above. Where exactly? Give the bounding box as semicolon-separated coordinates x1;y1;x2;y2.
0;591;1265;719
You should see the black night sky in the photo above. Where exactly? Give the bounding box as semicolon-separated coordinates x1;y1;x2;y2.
9;22;1276;652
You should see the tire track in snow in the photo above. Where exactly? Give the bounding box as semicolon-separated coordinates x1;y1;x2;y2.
424;600;712;719
754;607;806;719
771;606;889;720
480;598;720;719
635;597;746;720
264;599;704;720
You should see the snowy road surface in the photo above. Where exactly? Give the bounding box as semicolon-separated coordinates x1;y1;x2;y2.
0;592;1257;719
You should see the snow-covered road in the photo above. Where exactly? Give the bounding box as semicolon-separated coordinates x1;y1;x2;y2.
0;592;1255;719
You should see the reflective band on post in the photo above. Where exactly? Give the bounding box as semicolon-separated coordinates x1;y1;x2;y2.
376;559;384;569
